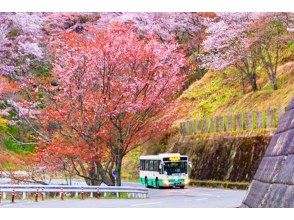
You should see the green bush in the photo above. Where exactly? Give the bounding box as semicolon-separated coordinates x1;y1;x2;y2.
4;138;35;154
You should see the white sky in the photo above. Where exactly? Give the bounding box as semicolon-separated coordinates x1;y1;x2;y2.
1;0;294;12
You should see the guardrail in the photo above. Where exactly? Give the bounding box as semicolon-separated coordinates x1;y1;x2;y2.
0;184;148;203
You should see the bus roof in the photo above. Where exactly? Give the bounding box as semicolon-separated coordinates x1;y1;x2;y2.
139;153;187;160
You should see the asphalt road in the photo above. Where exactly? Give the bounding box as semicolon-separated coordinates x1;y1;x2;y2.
0;182;247;208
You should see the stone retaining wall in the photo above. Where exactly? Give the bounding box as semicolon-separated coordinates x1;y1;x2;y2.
241;97;294;208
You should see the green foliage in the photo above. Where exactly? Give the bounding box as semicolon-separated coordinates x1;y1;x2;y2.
122;147;141;181
8;28;19;37
4;138;35;154
33;63;52;77
0;117;9;132
0;162;19;170
102;192;130;199
190;179;249;190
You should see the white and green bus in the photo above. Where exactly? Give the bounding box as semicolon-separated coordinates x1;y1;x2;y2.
139;153;192;188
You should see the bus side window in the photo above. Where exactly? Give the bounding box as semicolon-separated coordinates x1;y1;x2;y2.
150;160;154;171
154;160;159;172
145;160;149;171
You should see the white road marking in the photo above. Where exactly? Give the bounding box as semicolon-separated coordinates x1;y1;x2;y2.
194;198;208;201
130;202;161;207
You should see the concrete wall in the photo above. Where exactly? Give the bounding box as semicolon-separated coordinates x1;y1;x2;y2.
241;97;294;208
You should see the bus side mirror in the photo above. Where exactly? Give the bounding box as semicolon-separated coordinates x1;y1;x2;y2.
188;161;192;168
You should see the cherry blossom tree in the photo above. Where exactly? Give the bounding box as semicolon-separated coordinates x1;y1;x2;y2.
0;13;44;77
43;12;101;36
98;13;214;78
38;22;185;186
253;13;294;90
203;13;265;92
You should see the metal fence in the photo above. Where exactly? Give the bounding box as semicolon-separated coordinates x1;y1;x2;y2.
0;184;148;203
180;107;286;136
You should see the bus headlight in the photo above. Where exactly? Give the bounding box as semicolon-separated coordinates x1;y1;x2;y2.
163;177;169;185
184;178;190;185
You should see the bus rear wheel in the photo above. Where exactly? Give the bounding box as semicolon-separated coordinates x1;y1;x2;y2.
155;178;159;189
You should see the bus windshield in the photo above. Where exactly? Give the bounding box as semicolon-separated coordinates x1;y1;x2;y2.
164;162;187;175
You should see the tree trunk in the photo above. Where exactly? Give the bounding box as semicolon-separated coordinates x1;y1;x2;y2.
82;162;114;186
247;72;258;92
115;154;123;186
270;75;278;90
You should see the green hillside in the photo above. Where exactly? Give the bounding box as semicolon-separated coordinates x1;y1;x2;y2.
178;61;294;121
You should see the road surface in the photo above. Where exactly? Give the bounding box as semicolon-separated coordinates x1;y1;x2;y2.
0;182;246;208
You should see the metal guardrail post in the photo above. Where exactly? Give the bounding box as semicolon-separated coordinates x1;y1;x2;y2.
41;188;45;201
96;187;100;199
11;189;15;203
35;189;39;202
60;187;64;200
81;187;84;200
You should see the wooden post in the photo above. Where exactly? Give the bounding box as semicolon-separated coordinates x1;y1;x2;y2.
209;117;215;133
236;113;242;131
267;109;275;128
202;117;207;133
256;111;263;128
196;120;202;134
217;116;224;132
226;114;233;132
245;112;253;130
188;120;193;135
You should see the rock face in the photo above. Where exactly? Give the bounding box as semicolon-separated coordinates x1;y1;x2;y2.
241;97;294;208
173;136;271;182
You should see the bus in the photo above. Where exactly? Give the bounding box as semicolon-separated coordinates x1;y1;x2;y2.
139;153;192;188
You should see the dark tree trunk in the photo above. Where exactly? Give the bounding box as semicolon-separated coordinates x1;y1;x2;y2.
247;72;258;92
82;161;115;186
115;154;123;186
270;75;278;90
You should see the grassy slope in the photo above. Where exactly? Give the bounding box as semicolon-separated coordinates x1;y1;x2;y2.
178;61;294;120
